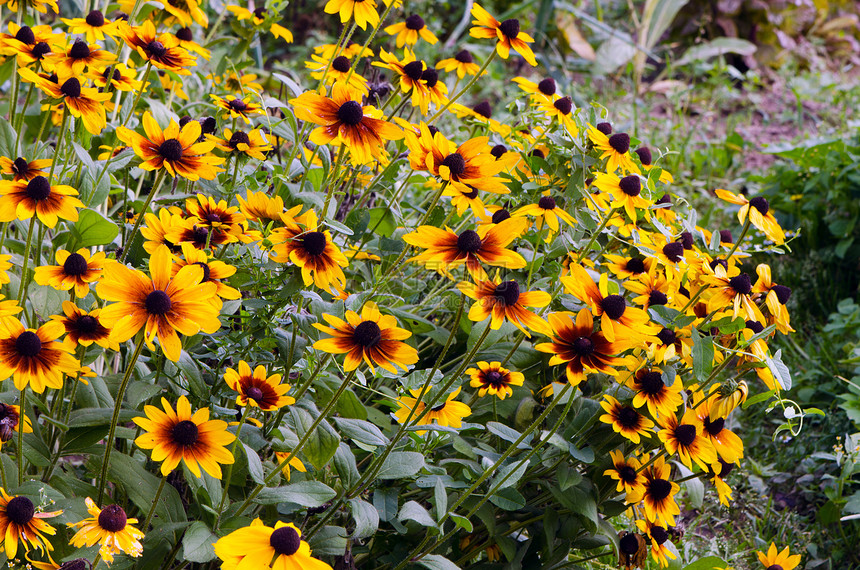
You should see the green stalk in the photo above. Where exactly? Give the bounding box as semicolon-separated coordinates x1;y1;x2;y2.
214;404;251;529
97;334;147;505
17;387;26;484
17;217;37;305
140;474;167;531
427;51;497;123
120;169;166;263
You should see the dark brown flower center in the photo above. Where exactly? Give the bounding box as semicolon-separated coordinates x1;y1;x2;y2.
200;116;217;134
746;320;764;334
176;27;193;41
639;371;664;395
270;526;302;556
254;7;267;18
441;153;466;177
421;68;438;88
32;42;50;59
301;231;327;256
728;273;752;295
595;122;612;135
529;149;545;159
703;416;724;436
499;18;520;38
6;496;35;525
332;56;350;72
649;291;668;306
662;242;684;262
719;230;733;243
537;77;556;95
228;98;247;111
656;194;671;205
619;533;640;555
15;26;35;44
618;465;637;483
650;526;669;544
405;14;424;29
749;196;769;215
192;261;211;282
456;230;482;253
159;139;184;161
616;406;640;429
98;504;128;532
709;259;727;271
656;328;676;345
772;284;791;304
75;315;99;334
494;280;520;306
352;321;381;347
60;78;82;98
538;196;556;210
675;424;697;446
171;420;199;446
601;295;626;320
12;157;30;174
572;336;594;356
63;253;89;276
553;96;572;114
462;185;479;199
484;370;504;387
491;209;511;224
145;290;172;315
490;144;507;158
246;386;264;402
146;40;166;57
635;146;652;165
455;49;473;63
403;60;424;80
59;559;91;570
625;258;645;274
26;176;52;201
86;8;106;26
192;226;209;244
336;100;363;126
648;478;672;501
608;133;630;153
15;331;42;357
69;40;90;59
766;565;783;570
472;101;492;118
619;175;641;197
229;131;251;148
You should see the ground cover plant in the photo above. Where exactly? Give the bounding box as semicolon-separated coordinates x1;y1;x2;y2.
0;0;817;568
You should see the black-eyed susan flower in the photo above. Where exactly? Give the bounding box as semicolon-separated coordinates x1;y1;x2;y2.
403;218;527;280
693;398;744;464
514;194;577;236
158;0;208;27
184;193;246;238
0;490;62;559
68;499;143;564
269;211;349;292
512;76;558;101
117;111;225;180
385;14;438;47
61;10;120;42
0;23;59;66
408;128;507;194
33;248;104;297
587;124;640;174
700;264;764;323
537;95;578;134
373;49;433;113
140;208;184;254
561;264;660;343
313;301;418;373
0;156;50;181
275;451;307;481
604;253;652;280
626;367;683;418
605;450;645;498
90;61;143;92
592;172;652;220
165;215;237;251
324;0;379;30
17;70;111;135
470;4;537;66
536;309;629;387
466;361;524;400
173;27;211;59
118;20;197;74
628;455;680;526
208;70;264;93
306;52;369;96
210;128;272;160
457;276;551;336
210;94;265;124
635;519;677;568
753;263;793;333
97;245;222;362
290;82;403;165
50;302;118;351
394;386;472;429
0;175;84;228
215;519;333;570
757;543;801;570
3;0;58;15
172;243;240;301
134;395;235;478
658;409;718;471
224;361;295;412
0;319;80;393
436;50;481;78
237;190;285;223
715;189;785;245
599;395;654;444
44;39;115;75
624;269;673;309
0;403;31;447
226;6;293;42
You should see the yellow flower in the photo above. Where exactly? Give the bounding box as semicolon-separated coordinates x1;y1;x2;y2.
68;498;144;564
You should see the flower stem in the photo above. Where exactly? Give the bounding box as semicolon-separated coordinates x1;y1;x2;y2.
140;474;168;531
428;50;497;123
214;404;251;530
120;169;167;263
97;334;147;505
17;387;26;485
47;107;69;182
17;216;36;305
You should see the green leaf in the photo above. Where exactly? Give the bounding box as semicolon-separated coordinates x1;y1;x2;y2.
291;406;339;470
376;451;425;480
450;513;473;532
367;207;396;237
91;452;186;522
243;443;265;485
333;443;360;488
68;407;141;427
765;349;792;391
675;37;757;65
416;554;460;570
333;417;389;446
490;460;529;490
181;521;217;563
691;327;714;381
434;478;447;521
255;481;337;507
681;556;729;570
398;500;437;527
176;351;206;399
348;498;379;539
489;487;526;511
69;208;119;248
486;421;531;449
